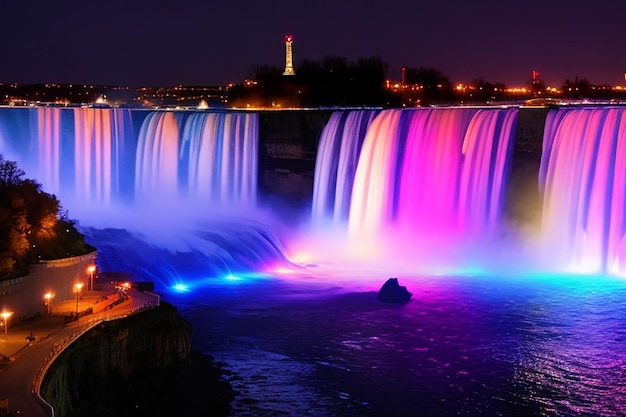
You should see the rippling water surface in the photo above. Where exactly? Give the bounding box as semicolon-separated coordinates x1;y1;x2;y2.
172;275;626;417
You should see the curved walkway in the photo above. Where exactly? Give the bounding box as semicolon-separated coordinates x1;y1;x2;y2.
0;287;159;417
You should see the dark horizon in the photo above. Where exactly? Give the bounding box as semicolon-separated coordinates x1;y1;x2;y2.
2;0;625;88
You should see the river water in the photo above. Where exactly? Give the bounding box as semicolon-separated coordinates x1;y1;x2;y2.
170;274;626;417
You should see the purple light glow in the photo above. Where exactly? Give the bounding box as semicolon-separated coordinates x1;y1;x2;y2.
540;107;626;276
301;108;521;278
2;106;626;289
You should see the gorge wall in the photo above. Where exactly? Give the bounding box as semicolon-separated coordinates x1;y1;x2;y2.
41;302;233;417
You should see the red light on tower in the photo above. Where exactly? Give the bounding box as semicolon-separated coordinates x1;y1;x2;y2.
285;35;293;43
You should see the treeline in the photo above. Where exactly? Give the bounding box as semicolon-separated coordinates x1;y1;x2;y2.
228;59;467;107
228;56;626;108
229;56;400;107
0;155;94;278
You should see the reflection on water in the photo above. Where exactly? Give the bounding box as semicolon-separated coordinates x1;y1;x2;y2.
174;275;626;417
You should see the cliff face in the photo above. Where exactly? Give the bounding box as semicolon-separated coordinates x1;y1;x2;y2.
41;302;233;417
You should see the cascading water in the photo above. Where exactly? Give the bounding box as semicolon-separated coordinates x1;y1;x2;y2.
311;110;379;225
539;107;626;276
32;107;134;207
352;108;518;236
73;107;132;206
37;107;62;196
313;108;518;238
181;112;258;206
135;111;181;206
0;107;278;286
1;108;259;213
301;107;519;275
5;105;626;281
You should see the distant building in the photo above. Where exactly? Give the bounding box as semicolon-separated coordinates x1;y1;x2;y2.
283;35;296;76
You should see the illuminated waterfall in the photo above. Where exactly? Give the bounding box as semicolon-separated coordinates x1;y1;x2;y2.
313;108;518;237
6;105;626;282
0;108;258;216
37;107;62;196
34;107;133;206
181;112;258;206
74;108;131;205
394;108;517;236
135;111;180;205
0;107;274;285
539;107;626;275
311;110;379;224
135;111;258;208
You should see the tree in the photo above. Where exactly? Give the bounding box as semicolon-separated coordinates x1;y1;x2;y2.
0;157;25;187
0;155;94;277
296;55;395;106
405;67;451;90
562;77;590;99
403;67;453;104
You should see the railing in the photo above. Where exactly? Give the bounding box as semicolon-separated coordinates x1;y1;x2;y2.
31;291;160;417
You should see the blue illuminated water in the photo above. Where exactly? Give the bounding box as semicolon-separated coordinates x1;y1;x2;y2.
168;274;626;417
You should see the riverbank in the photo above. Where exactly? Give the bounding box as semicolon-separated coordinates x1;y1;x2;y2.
40;301;234;417
0;284;233;417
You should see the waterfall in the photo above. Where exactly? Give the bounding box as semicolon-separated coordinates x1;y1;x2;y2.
311;110;379;224
312;108;518;238
135;111;180;205
181;112;258;207
0;108;258;215
37;107;62;196
539;107;626;275
74;108;131;205
0;107;270;282
32;107;133;207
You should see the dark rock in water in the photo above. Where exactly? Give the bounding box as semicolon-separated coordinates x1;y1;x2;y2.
376;277;412;302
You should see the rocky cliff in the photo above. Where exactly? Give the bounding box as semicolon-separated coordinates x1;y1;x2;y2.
41;302;233;417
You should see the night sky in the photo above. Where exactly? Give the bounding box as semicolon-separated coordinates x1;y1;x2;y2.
2;0;626;87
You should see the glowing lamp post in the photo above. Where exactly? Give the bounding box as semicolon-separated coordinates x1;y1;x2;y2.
44;292;54;314
87;265;96;291
1;311;12;335
74;283;83;317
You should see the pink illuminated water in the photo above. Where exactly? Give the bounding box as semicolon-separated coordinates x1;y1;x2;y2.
135;111;180;204
304;108;519;275
312;110;379;225
348;108;517;236
540;107;626;275
75;108;112;204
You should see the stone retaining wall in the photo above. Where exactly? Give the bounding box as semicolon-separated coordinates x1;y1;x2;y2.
0;252;97;320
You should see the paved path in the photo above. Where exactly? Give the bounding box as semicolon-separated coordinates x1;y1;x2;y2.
0;287;159;416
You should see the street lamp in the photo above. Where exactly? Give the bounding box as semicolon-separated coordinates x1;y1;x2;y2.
74;283;83;317
87;265;96;291
1;311;13;335
43;292;54;314
44;292;54;314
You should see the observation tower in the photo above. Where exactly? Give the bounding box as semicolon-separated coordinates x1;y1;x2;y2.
283;35;295;76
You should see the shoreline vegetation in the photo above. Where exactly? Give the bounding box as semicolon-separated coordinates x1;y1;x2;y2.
0;155;95;281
